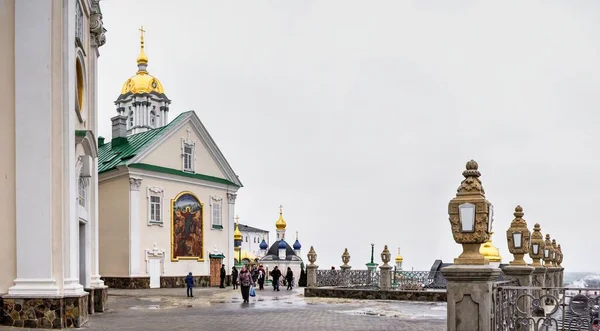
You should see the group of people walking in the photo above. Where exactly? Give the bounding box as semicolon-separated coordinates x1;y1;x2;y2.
185;264;295;303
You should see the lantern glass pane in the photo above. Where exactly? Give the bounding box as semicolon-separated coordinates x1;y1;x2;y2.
544;249;549;258
458;203;476;232
532;243;539;255
488;204;494;233
513;232;522;249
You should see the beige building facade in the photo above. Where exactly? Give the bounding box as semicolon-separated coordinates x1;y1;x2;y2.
0;0;108;328
98;35;242;288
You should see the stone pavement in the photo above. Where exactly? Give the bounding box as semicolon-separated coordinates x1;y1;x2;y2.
1;287;446;330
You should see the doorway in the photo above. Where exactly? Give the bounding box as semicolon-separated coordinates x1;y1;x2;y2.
148;258;161;288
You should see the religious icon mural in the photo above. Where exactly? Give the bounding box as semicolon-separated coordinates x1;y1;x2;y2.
171;192;203;261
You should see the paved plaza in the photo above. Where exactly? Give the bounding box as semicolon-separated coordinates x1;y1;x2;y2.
1;287;446;330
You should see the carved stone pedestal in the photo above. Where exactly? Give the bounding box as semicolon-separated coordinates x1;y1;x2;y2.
502;265;534;320
441;265;501;331
306;265;318;288
379;265;392;290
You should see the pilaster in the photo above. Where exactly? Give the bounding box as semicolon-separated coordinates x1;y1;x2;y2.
9;0;59;297
227;193;236;271
441;265;501;331
129;177;143;276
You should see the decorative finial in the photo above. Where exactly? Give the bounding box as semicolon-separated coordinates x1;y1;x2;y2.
279;204;283;215
513;205;524;218
235;215;239;224
456;159;485;196
296;231;298;240
139;25;145;46
136;25;149;70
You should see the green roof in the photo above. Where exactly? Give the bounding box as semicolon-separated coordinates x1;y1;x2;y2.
98;111;190;173
128;163;239;187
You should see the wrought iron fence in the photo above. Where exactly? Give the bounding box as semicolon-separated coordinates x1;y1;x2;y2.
493;284;600;331
393;271;448;290
315;269;380;289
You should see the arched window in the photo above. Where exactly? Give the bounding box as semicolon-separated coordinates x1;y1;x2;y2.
129;111;134;128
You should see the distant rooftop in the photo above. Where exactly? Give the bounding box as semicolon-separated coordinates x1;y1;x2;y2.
238;223;269;233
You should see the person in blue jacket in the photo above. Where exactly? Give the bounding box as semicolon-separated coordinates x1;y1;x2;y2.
185;272;194;297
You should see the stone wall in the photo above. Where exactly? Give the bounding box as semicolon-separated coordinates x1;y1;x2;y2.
304;287;447;302
101;276;232;289
1;294;89;329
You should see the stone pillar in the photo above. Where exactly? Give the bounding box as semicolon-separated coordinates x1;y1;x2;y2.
9;0;60;297
129;177;143;276
531;266;546;306
340;265;351;272
559;268;564;288
502;265;534;320
227;193;237;272
442;265;501;331
306;265;318;288
379;265;392;290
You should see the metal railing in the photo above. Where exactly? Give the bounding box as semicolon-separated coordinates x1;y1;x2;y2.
315;269;380;289
492;284;600;331
393;271;448;290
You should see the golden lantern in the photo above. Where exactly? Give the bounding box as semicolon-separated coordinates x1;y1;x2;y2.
448;160;492;265
528;223;545;267
542;234;554;267
505;205;531;265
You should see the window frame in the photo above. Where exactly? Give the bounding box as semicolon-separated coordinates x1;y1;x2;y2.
181;138;195;173
210;196;223;229
147;186;164;226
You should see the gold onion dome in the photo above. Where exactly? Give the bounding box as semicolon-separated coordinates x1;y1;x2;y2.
395;248;403;263
275;205;287;230
480;232;502;263
120;26;165;95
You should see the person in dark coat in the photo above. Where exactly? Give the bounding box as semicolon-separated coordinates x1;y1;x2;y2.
270;266;281;291
237;266;254;303
286;267;294;290
231;266;239;289
220;264;226;288
257;265;265;290
185;272;194;297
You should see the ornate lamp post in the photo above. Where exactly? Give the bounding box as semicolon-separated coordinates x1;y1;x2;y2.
506;206;531;265
529;223;545;267
447;160;493;265
441;160;501;331
233;215;244;268
341;248;351;272
306;246;318;288
379;245;393;290
543;234;554;268
366;243;378;271
551;239;558;267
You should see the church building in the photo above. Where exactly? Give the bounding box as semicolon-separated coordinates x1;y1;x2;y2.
98;29;242;289
258;207;304;285
0;1;108;328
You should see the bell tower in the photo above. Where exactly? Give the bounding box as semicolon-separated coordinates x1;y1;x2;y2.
115;26;171;135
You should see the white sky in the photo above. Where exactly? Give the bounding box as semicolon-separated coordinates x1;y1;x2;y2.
98;0;600;272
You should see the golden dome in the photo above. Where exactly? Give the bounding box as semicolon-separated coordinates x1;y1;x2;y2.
480;232;501;263
395;247;404;263
275;205;287;230
234;216;242;240
120;26;165;95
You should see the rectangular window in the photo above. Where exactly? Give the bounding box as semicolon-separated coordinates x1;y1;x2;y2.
211;196;222;229
147;186;164;226
78;178;86;207
150;196;161;223
182;141;194;173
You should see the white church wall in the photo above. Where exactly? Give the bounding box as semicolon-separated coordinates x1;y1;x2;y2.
139;123;227;179
0;0;16;294
98;176;131;276
136;174;233;277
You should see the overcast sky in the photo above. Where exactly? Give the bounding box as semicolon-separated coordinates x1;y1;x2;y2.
98;0;600;273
